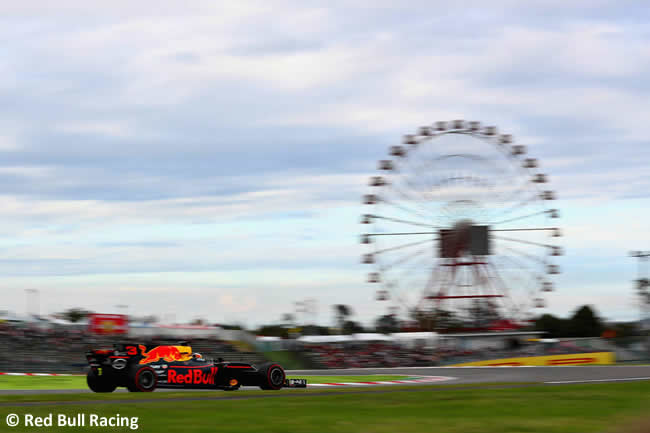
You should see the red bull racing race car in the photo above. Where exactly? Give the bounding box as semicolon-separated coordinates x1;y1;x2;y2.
85;343;306;392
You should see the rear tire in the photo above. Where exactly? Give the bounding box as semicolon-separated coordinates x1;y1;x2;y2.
128;366;157;392
257;363;285;390
86;370;117;393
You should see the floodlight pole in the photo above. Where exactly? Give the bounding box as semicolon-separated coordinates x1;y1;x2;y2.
25;289;39;317
629;251;650;349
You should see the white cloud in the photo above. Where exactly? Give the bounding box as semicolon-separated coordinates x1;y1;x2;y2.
0;134;20;150
261;21;650;141
56;121;137;138
219;294;257;314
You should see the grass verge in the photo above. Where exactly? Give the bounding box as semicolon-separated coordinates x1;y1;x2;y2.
0;381;648;432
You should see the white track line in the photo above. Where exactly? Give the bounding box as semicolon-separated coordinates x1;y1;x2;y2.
306;375;456;387
545;377;650;384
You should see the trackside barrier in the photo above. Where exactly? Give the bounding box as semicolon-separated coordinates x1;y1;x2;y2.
449;351;615;367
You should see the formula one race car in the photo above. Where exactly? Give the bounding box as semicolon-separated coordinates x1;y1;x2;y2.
85;342;306;392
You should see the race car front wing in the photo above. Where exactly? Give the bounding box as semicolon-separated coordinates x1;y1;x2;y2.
284;378;307;388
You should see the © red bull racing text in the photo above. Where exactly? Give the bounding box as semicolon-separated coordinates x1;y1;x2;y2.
85;343;306;393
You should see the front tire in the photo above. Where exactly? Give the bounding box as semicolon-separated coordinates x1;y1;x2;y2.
86;370;117;393
257;363;285;390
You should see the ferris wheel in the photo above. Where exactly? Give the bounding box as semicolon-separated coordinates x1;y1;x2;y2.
361;120;562;327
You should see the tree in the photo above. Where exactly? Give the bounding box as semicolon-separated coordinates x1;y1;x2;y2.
568;305;603;337
375;314;400;334
409;308;433;331
534;313;568;338
281;313;295;325
333;304;353;332
256;325;289;338
58;308;93;323
410;308;462;332
606;322;638;341
342;320;364;335
534;306;605;338
218;323;244;330
300;324;331;336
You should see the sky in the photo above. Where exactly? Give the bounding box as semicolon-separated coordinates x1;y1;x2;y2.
1;1;649;328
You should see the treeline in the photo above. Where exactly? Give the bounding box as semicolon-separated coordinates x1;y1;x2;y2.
258;305;630;339
533;305;605;338
55;304;637;340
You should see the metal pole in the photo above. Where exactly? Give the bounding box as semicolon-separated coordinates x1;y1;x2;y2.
25;289;30;316
630;251;650;359
25;289;39;317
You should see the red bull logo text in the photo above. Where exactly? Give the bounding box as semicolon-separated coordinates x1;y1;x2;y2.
167;367;218;385
138;345;193;364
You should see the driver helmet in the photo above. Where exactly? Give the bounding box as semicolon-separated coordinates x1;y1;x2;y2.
193;352;203;361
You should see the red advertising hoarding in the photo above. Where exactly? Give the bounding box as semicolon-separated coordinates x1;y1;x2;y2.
88;314;129;335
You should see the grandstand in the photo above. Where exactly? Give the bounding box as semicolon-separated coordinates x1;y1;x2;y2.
0;319;646;373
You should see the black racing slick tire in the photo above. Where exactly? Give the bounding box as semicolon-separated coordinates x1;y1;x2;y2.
257;362;285;390
86;370;117;393
128;365;157;392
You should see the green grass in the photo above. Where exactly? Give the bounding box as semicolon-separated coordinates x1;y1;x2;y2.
0;374;410;390
0;382;648;432
0;375;86;390
0;383;536;404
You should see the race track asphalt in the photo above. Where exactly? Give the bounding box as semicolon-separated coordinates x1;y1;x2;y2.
290;365;650;385
1;365;649;395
